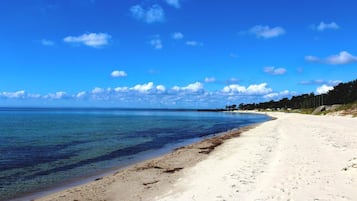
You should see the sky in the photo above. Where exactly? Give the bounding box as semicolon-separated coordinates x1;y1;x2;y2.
0;0;357;108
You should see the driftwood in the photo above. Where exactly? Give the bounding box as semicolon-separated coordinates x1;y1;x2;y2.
143;180;159;186
163;167;183;173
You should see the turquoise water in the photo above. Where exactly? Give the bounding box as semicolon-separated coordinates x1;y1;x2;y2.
0;108;269;200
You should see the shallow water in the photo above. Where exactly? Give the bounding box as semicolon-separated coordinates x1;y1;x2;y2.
0;108;270;200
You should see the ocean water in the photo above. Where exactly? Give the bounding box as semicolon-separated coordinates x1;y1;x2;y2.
0;108;270;200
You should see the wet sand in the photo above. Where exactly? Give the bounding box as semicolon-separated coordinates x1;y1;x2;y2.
35;124;255;201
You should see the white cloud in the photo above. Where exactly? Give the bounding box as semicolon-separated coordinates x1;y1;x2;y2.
204;77;216;83
41;39;55;46
0;90;42;99
130;4;165;24
27;93;41;98
246;83;273;94
63;33;111;48
0;90;56;100
76;91;87;98
132;82;154;93
263;92;279;99
114;86;129;92
222;84;245;93
145;5;165;23
184;82;203;92
300;80;341;86
156;85;166;92
172;32;184;40
264;66;287;75
172;82;204;92
0;81;295;108
186;41;202;46
92;87;105;94
130;5;145;20
150;36;163;49
327;80;342;85
44;91;67;99
222;83;272;95
306;51;357;65
315;22;339;31
325;51;357;65
316;84;334;95
1;90;26;98
111;70;127;78
263;90;291;99
249;25;285;39
165;0;180;8
89;83;165;95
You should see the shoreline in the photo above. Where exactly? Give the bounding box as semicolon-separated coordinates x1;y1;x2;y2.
23;112;357;200
12;136;204;201
32;122;264;201
0;112;268;200
23;114;265;201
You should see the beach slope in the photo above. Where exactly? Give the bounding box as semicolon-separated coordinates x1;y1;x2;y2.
155;112;357;201
36;112;357;201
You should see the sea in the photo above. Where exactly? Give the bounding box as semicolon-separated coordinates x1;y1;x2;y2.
0;108;270;200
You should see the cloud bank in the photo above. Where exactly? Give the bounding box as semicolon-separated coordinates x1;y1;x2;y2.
0;82;293;107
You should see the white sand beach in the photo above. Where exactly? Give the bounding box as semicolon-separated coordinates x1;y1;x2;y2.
36;112;357;201
156;112;357;201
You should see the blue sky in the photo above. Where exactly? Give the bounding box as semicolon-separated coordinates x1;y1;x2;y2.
1;0;357;108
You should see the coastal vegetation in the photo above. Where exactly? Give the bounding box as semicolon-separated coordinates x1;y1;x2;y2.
237;79;357;116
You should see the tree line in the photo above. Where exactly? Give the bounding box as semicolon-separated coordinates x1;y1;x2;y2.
238;79;357;110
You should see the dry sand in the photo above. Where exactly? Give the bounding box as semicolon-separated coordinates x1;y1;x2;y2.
156;112;357;201
35;112;357;201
